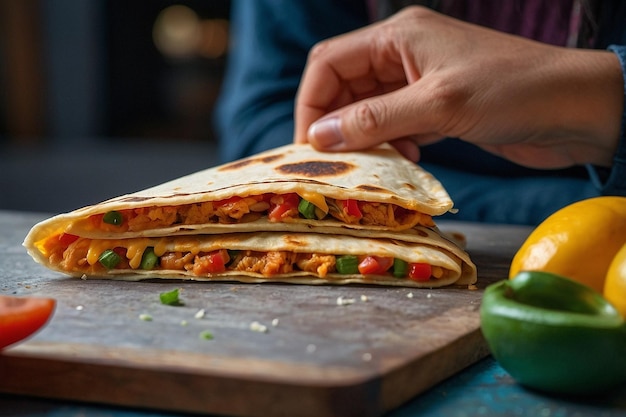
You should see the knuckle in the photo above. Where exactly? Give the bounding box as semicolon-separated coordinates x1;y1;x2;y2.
352;101;387;137
396;5;433;21
423;77;469;115
307;39;332;61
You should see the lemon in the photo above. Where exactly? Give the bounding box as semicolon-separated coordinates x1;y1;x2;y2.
604;243;626;316
509;196;626;293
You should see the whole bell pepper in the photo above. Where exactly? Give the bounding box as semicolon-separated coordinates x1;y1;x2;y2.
481;271;626;395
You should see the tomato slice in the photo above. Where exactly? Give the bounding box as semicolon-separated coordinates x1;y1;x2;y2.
193;250;228;275
358;256;394;275
207;251;226;273
268;193;300;222
0;295;55;349
58;233;79;247
342;199;363;219
408;263;432;282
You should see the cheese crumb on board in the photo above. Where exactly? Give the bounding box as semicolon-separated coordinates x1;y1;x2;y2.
336;296;355;306
250;321;268;333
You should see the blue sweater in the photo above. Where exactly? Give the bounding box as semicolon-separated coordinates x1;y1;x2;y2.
214;0;626;225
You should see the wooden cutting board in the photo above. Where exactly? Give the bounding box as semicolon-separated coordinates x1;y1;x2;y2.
0;211;530;417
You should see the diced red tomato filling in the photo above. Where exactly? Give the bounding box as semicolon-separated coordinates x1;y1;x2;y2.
192;250;229;275
341;199;363;220
268;193;300;222
43;233;440;282
358;256;394;275
83;193;430;233
408;263;432;282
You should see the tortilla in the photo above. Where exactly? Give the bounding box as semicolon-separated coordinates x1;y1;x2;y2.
23;143;476;288
24;143;452;241
29;228;475;288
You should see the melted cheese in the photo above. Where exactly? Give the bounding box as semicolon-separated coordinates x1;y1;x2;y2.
297;191;328;214
86;238;168;267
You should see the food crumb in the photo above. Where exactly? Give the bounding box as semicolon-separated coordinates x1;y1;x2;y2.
407;292;414;299
468;284;478;291
426;293;432;299
362;353;372;362
337;296;355;306
360;295;369;302
180;320;188;326
194;309;206;319
306;344;317;353
139;313;153;321
75;305;84;311
250;321;268;333
271;318;279;327
81;274;87;280
199;330;214;340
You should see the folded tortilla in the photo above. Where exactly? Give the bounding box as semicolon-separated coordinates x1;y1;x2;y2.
24;143;477;288
28;227;476;288
26;143;452;240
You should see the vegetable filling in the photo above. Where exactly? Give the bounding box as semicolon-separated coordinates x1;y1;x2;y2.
43;235;446;282
80;193;434;233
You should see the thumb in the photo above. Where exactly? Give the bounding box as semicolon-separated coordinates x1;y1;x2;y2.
307;87;436;152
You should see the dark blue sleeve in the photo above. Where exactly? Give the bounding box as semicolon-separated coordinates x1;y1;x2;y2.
586;44;626;196
214;0;369;162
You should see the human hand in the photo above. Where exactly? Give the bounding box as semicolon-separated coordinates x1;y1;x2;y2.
294;6;623;168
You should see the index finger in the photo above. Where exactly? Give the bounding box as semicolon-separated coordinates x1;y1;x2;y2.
294;29;382;144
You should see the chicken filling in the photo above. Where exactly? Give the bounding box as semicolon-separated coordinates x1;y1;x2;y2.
80;193;434;233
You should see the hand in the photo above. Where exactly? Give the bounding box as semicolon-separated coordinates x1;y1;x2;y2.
294;6;623;168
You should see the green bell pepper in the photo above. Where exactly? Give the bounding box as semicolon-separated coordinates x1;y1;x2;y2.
480;271;626;395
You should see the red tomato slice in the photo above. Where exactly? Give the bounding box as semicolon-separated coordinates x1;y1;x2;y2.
268;193;300;222
408;263;432;282
342;199;363;219
193;250;228;275
58;233;79;247
207;251;226;273
358;256;394;275
0;295;55;349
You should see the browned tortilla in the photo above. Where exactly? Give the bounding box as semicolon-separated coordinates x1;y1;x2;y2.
23;144;476;287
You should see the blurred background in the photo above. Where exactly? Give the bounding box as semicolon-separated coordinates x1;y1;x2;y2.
0;0;231;213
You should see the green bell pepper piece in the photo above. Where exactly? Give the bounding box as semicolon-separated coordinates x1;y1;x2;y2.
480;271;626;395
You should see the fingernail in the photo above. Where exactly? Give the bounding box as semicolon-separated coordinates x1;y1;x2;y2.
308;117;343;148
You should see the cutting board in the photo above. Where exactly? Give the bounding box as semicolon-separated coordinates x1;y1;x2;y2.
0;211;530;417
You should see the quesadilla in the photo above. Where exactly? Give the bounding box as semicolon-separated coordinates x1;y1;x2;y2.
23;143;477;288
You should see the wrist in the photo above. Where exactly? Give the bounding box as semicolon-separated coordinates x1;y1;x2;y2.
587;45;626;195
555;48;623;167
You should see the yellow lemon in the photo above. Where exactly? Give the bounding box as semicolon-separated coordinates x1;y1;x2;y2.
604;243;626;316
509;196;626;293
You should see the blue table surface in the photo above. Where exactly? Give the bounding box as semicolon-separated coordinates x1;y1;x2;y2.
2;355;626;417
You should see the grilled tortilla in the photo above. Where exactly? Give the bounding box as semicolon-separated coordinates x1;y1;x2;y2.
24;143;476;287
24;143;452;241
28;227;476;288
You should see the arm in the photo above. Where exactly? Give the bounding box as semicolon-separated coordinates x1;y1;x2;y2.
214;0;369;162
